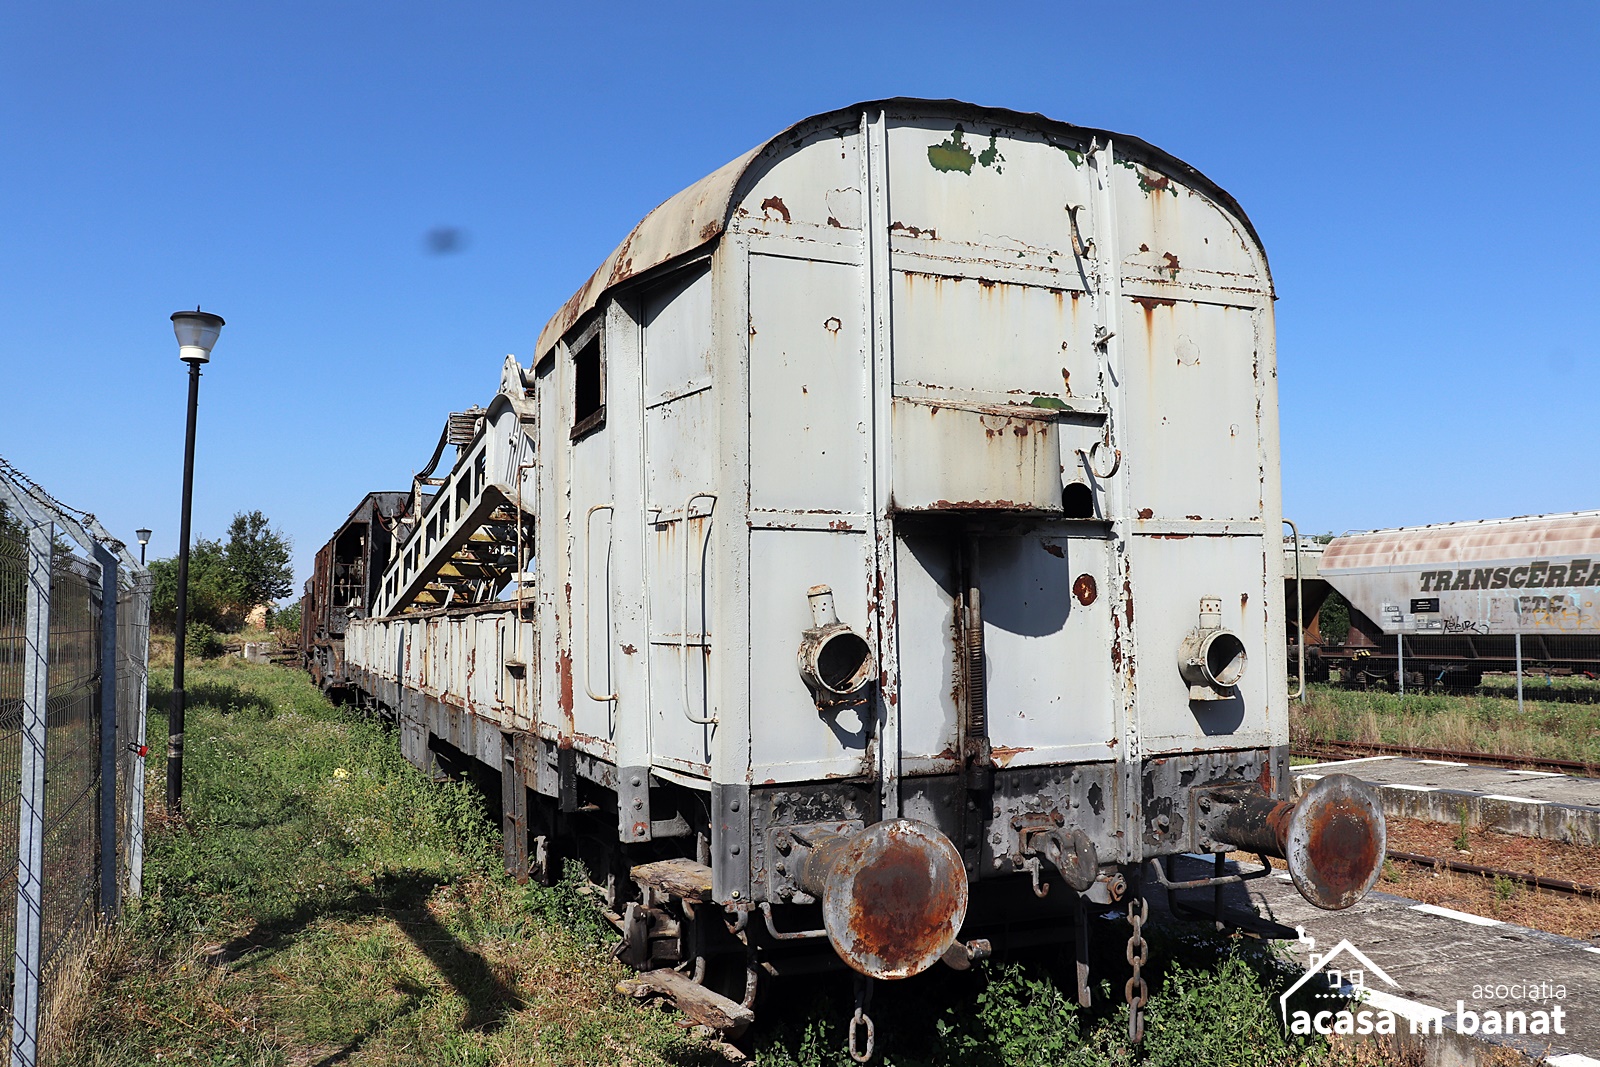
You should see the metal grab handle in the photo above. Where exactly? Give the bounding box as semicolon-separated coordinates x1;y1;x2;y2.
1283;518;1304;702
583;503;616;702
681;492;717;725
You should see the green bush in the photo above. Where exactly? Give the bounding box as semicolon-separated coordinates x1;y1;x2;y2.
184;621;224;660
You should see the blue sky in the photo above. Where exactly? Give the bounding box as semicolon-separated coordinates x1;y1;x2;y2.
3;2;1596;594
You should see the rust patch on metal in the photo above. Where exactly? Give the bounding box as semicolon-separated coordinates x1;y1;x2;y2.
827;216;843;228
889;221;938;239
823;316;842;334
1073;573;1097;605
1161;252;1181;273
760;196;791;223
1122;578;1134;627
1041;542;1065;558
990;745;1033;767
1138;243;1150;252
1258;759;1275;794
557;649;574;716
1136;507;1153;520
1298;793;1383;910
1060;367;1072;395
621;644;637;656
1132;296;1175;311
842;834;955;975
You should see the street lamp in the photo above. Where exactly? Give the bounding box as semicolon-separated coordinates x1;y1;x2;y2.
167;308;224;813
135;528;151;566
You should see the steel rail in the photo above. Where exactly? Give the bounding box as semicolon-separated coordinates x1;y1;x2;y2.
1385;850;1600;898
1292;737;1598;777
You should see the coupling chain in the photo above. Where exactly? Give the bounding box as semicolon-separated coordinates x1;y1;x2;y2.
1124;893;1149;1043
849;975;876;1063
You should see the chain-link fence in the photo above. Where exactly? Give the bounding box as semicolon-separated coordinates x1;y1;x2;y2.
0;458;150;1067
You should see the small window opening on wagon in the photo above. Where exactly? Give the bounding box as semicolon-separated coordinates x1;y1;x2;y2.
571;320;604;439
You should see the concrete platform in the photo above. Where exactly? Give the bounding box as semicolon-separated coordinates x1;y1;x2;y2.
1150;854;1600;1066
1292;756;1600;846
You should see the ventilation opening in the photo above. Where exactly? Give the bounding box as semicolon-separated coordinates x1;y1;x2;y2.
1204;632;1247;687
572;331;604;438
1061;482;1095;519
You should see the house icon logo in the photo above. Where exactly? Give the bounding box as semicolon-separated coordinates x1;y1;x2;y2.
1279;927;1400;1031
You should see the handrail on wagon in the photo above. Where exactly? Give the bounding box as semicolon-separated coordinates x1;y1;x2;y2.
681;493;718;726
1283;518;1304;702
583;503;617;703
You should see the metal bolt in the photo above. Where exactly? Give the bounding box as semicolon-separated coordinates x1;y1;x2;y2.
631;776;642;788
1198;795;1212;813
1155;814;1170;831
731;845;741;855
632;798;643;811
731;799;741;812
775;861;786;875
732;890;741;899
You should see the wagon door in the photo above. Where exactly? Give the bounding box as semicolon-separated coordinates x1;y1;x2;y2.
640;266;719;777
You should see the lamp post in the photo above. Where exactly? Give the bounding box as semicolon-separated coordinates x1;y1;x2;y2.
135;528;151;566
167;308;224;813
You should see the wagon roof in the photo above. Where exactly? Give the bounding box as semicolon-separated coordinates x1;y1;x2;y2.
1321;511;1600;571
534;97;1265;361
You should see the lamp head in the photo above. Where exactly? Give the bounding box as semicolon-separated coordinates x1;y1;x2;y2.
135;528;151;546
171;308;225;363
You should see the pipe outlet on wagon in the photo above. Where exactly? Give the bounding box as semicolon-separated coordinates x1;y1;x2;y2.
798;585;876;707
1178;595;1247;700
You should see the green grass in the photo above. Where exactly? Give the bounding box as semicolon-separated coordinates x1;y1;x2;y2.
1293;680;1600;764
57;657;713;1067
62;657;1376;1066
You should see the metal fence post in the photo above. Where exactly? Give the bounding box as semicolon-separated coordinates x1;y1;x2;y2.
95;545;119;920
10;521;52;1067
1397;631;1404;697
1515;630;1524;715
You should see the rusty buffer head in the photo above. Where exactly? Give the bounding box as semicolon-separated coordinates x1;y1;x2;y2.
1285;774;1387;910
818;819;968;979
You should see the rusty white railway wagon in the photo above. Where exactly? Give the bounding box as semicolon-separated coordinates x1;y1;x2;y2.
340;99;1383;1040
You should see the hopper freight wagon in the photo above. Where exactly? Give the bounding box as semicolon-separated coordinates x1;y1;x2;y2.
308;99;1386;1049
1311;512;1600;689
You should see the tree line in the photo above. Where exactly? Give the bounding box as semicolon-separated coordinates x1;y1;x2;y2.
149;510;294;633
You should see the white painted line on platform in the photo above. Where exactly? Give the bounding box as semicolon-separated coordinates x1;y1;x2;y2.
1505;770;1564;778
1383;783;1436;792
1410;903;1503;926
1359;988;1448;1025
1480;794;1549;804
1416;759;1469;767
1547;1055;1600;1067
1583;946;1600;956
1298;773;1324;782
1294;756;1399;771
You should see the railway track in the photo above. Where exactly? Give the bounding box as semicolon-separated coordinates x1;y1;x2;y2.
1291;736;1600;778
1384;850;1600;898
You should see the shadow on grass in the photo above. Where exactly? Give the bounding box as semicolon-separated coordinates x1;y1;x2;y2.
147;676;279;716
208;869;524;1056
